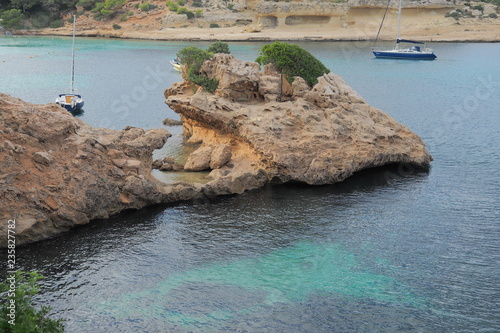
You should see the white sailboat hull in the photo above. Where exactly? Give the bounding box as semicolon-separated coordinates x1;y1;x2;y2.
56;94;84;111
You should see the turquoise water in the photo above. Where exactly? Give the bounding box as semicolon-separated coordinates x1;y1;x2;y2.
102;241;419;327
1;36;499;332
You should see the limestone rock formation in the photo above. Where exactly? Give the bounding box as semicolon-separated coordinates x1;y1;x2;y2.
184;145;214;171
0;52;433;246
0;94;202;247
165;54;431;188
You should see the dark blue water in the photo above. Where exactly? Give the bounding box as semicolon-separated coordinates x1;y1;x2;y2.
1;37;499;332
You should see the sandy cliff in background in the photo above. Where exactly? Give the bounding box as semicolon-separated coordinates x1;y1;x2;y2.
17;0;500;42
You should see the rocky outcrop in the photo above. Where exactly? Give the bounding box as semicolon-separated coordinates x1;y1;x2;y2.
0;94;203;247
0;52;432;246
165;54;431;188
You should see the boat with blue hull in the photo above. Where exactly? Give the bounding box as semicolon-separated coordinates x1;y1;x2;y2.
56;15;84;111
372;0;436;60
56;93;84;111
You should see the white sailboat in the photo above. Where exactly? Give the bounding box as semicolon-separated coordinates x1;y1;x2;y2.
372;0;436;60
56;15;84;111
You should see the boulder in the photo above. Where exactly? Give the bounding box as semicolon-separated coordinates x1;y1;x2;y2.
32;152;53;166
210;144;232;169
184;145;214;171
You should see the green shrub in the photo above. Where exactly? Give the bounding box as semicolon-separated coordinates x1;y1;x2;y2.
113;23;121;29
177;0;186;5
0;271;64;333
256;41;330;87
177;46;211;70
177;7;194;19
227;4;234;10
485;0;500;6
189;73;219;93
206;41;230;54
472;5;484;12
177;46;219;93
0;9;24;29
120;14;128;21
100;9;115;18
49;19;64;28
26;11;55;29
78;0;98;10
195;9;203;18
209;23;219;28
446;11;460;20
166;1;179;11
193;0;203;7
140;2;157;12
489;12;498;18
91;0;125;20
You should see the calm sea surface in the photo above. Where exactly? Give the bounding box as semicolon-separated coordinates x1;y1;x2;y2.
1;37;499;332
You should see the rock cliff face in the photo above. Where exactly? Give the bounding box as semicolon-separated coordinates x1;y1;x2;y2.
30;0;499;42
0;94;202;247
165;54;431;188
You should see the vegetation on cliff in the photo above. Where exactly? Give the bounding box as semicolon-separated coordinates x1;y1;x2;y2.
1;0;498;31
256;41;330;87
0;0;206;29
177;41;231;93
0;271;64;332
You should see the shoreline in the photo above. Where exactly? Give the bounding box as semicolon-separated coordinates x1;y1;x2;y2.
11;20;500;43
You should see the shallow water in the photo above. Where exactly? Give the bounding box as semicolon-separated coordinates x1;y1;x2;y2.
1;37;499;332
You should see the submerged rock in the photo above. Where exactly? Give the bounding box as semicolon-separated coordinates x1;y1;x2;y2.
165;53;431;187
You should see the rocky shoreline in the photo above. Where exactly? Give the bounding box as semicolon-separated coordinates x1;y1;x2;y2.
0;53;432;247
15;20;500;43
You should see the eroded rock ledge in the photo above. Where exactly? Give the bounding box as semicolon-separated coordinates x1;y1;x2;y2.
0;94;203;247
165;53;431;189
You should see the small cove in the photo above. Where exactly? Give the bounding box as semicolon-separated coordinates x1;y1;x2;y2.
1;37;499;332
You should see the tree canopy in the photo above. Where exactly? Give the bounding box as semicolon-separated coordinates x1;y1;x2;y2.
176;41;231;93
256;41;330;87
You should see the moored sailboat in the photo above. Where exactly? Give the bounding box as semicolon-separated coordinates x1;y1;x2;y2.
372;0;436;60
56;15;84;111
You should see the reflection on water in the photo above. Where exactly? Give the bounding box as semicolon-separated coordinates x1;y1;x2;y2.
70;109;85;117
152;169;212;184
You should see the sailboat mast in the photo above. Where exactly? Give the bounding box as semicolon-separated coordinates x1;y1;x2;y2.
396;0;402;49
70;15;76;93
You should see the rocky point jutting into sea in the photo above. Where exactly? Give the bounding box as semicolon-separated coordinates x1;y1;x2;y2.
0;53;431;247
